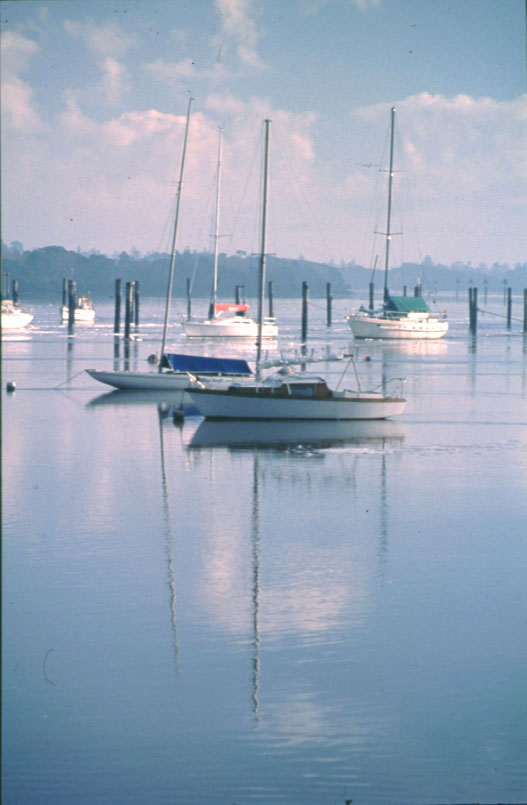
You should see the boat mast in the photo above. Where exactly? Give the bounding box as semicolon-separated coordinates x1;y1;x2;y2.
159;96;192;368
383;106;396;306
256;119;271;378
209;126;223;319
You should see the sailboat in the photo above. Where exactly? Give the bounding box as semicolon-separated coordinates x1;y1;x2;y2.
347;107;448;340
87;101;256;396
188;121;406;422
183;127;278;339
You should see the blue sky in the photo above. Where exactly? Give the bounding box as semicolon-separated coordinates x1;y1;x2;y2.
1;0;526;267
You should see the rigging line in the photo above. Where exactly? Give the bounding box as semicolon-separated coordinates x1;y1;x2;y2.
273;128;335;264
187;171;217;296
225;130;262;255
357;126;389;271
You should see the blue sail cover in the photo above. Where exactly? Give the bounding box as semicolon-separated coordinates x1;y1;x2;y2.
164;353;252;375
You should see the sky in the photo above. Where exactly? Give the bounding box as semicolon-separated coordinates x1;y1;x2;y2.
1;0;526;268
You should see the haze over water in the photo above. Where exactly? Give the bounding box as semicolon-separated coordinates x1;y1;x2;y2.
2;294;526;804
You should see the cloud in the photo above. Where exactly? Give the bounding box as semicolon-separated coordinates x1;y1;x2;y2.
347;93;527;266
101;56;131;105
61;20;134;106
302;0;380;13
0;31;43;132
63;19;136;58
213;0;265;70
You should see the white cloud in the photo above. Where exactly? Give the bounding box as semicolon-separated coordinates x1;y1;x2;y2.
347;93;527;266
302;0;380;13
101;56;130;105
63;19;136;58
0;31;43;132
3;77;526;267
213;0;265;70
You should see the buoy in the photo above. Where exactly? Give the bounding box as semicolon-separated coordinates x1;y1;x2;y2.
364;355;371;362
147;353;159;365
6;381;16;392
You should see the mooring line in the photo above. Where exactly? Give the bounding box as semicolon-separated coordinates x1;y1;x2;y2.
54;370;87;388
477;306;524;323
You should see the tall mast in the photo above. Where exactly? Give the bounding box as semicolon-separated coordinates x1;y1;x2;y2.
256;119;271;378
209;126;223;319
383;106;396;305
159;96;192;368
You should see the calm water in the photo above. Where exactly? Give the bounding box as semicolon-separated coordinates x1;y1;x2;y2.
2;294;527;804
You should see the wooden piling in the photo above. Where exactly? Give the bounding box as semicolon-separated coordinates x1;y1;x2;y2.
114;278;122;334
268;280;274;318
469;287;478;335
3;272;11;298
414;279;422;298
523;289;527;333
134;281;140;327
506;287;512;330
124;281;133;339
301;281;309;341
68;279;76;330
403;285;407;297
12;279;19;304
62;278;68;306
326;282;332;327
368;281;374;311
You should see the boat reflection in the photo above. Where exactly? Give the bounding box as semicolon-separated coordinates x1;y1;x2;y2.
188;417;404;450
85;387;198;413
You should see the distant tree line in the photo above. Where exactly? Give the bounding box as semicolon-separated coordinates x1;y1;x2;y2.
2;241;526;302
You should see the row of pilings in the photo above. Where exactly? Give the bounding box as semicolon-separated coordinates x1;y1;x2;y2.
469;286;527;335
55;276;527;339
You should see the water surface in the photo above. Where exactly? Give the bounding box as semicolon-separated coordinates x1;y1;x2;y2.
3;295;526;803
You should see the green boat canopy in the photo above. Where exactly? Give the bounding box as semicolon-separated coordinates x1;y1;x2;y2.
386;295;430;313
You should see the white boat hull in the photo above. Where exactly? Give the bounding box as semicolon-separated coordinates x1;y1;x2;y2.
189;388;406;420
183;316;277;338
61;305;95;323
347;312;448;340
86;369;190;391
2;310;34;330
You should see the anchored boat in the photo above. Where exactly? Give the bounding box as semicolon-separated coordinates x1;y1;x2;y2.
347;107;448;340
183;127;277;340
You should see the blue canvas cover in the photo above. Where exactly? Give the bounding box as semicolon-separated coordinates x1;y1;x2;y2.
163;353;252;375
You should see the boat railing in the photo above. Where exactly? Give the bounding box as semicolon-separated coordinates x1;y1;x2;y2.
367;377;407;396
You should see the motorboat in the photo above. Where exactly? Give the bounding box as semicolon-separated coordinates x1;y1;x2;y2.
61;296;95;323
1;298;34;330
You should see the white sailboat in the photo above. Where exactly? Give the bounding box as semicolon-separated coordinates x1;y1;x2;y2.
182;127;278;340
188;121;407;422
87;101;256;397
347;107;448;340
